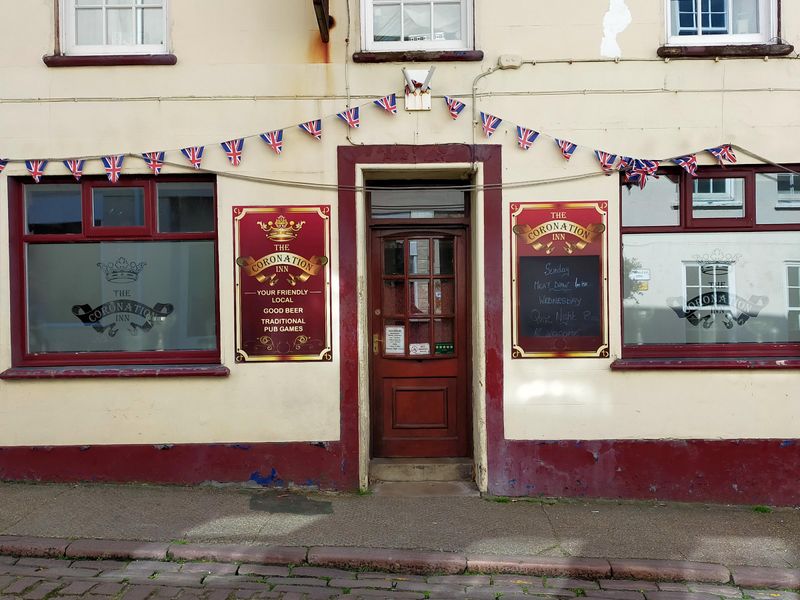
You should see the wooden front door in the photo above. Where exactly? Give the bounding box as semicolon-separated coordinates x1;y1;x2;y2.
369;229;470;458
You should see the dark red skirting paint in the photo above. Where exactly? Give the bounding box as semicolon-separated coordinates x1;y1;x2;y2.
489;439;800;506
0;442;350;489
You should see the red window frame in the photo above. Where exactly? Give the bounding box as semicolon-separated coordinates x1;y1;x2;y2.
620;165;800;360
8;175;221;367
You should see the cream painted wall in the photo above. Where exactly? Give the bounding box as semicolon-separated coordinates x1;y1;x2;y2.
0;0;799;446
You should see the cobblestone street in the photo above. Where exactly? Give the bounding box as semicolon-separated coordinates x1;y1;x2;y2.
1;555;796;600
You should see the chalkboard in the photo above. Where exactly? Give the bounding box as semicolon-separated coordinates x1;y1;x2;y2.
518;255;602;341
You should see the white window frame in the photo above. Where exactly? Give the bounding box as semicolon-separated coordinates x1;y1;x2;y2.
693;178;745;208
775;174;800;208
682;262;735;312
362;0;473;52
788;262;800;333
665;0;777;46
60;0;169;56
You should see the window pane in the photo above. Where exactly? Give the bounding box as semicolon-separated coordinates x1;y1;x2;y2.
26;241;217;353
382;280;405;315
107;0;135;5
93;187;145;227
409;279;430;314
756;173;800;225
621;175;680;227
383;239;404;275
370;185;466;219
409;319;430;354
404;3;431;41
433;279;454;315
157;183;214;232
732;0;759;33
25;185;82;235
433;3;462;41
671;0;697;35
373;3;401;41
75;8;103;45
623;232;799;345
140;6;164;44
107;7;134;45
433;238;454;274
408;239;430;274
692;177;745;219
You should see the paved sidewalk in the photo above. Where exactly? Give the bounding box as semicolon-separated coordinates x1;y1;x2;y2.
1;554;799;600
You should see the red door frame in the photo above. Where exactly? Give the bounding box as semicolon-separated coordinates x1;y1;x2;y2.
337;145;504;484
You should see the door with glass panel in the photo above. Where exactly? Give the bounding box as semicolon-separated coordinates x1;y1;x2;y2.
369;229;469;457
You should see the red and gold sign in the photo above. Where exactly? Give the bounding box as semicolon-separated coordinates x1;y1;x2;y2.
234;206;332;362
510;202;608;358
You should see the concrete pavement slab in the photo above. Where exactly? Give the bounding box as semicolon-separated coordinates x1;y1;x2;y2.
543;500;800;567
0;484;71;533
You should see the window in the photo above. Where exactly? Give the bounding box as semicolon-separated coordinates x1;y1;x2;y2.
61;0;168;56
666;0;776;45
621;166;800;359
10;177;218;368
362;0;472;52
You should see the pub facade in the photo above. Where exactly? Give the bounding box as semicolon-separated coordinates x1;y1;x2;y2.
0;0;798;504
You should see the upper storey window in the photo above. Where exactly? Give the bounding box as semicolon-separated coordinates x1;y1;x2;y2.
362;0;473;52
62;0;168;55
666;0;776;45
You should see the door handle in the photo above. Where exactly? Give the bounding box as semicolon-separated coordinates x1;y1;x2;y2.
372;333;383;355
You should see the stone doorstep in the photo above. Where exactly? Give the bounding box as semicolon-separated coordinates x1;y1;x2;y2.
0;535;798;590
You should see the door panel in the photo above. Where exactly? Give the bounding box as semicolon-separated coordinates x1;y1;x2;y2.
370;229;470;458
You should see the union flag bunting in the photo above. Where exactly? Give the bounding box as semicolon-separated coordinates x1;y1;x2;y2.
102;155;124;183
221;139;245;166
63;159;86;181
25;160;48;182
444;96;466;120
373;94;397;115
480;112;502;138
181;146;205;169
0;159;7;173
336;107;360;128
142;151;165;175
594;150;617;174
624;170;647;190
617;156;634;171
673;154;698;176
706;144;737;165
555;139;578;161
516;126;539;150
260;130;284;155
299;119;322;140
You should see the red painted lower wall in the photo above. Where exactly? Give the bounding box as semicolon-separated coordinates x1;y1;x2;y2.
0;442;356;489
489;439;800;506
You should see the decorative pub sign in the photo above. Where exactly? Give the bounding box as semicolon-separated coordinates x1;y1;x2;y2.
234;206;332;362
511;201;608;358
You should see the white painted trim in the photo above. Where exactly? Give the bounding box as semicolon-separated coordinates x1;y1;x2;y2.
61;0;169;56
361;0;473;52
664;0;776;46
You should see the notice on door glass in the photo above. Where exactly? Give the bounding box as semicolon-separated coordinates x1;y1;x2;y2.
409;343;430;355
385;325;405;354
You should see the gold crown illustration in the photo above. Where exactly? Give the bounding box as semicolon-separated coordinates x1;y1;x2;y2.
97;257;146;283
257;215;305;242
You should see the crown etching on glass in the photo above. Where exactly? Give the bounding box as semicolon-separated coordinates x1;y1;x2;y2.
257;215;305;242
97;257;146;283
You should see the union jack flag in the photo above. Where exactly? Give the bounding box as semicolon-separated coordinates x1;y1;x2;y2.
555;139;578;161
0;159;7;173
142;151;165;175
624;170;648;190
63;159;85;180
480;112;502;138
336;107;360;129
299;119;322;140
634;159;659;175
617;156;634;171
260;130;284;155
221;139;245;166
25;160;48;182
444;96;466;120
707;144;737;165
516;126;539;150
373;93;397;115
594;150;618;174
673;154;698;176
181;146;205;169
102;155;124;183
